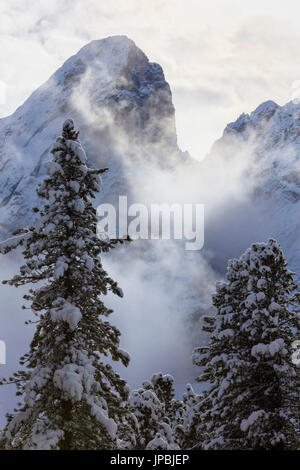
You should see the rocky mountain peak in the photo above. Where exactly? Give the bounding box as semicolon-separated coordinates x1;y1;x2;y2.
0;36;185;238
206;98;300;280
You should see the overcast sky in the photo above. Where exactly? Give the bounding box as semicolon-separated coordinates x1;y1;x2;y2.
1;0;300;157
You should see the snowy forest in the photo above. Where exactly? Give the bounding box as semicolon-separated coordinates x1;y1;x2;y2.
0;119;299;450
1;0;300;453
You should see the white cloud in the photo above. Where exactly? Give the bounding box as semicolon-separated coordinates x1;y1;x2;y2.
0;80;6;105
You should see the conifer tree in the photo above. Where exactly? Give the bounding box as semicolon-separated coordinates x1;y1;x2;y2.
175;383;202;450
193;239;300;450
0;119;133;450
131;372;181;449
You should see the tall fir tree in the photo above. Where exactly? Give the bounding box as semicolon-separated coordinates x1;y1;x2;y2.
0;119;134;450
193;239;300;450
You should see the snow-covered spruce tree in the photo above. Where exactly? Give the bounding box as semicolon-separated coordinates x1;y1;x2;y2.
0;119;134;450
193;239;300;450
174;383;202;450
131;372;181;449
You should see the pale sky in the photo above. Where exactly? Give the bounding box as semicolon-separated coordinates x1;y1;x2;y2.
1;0;300;158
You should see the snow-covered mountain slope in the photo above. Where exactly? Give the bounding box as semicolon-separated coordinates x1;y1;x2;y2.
0;35;188;238
204;99;300;280
0;35;298;283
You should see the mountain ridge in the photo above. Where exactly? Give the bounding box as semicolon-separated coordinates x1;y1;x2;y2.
0;35;188;239
0;36;299;283
205;98;300;281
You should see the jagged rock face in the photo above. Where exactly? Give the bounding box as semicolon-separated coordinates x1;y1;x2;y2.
0;36;185;238
205;99;300;279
